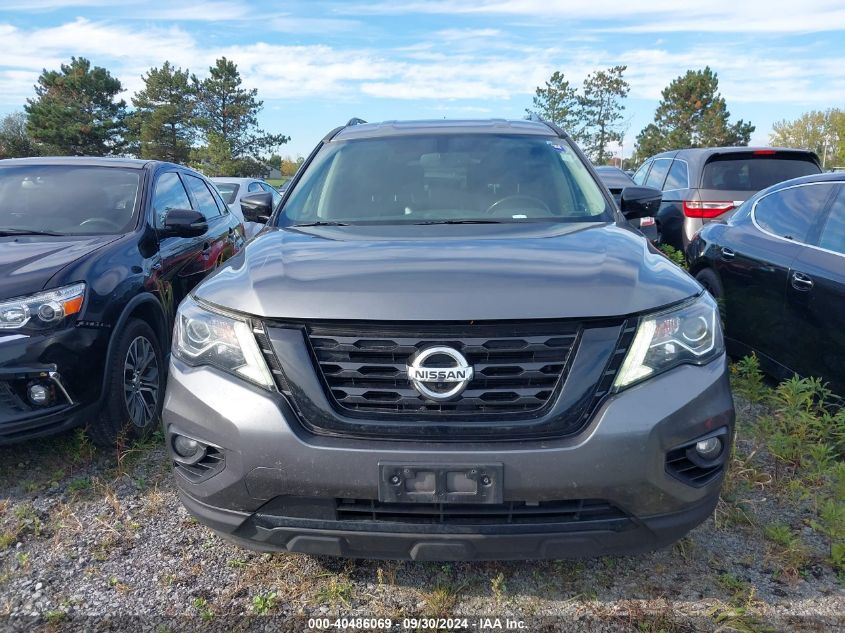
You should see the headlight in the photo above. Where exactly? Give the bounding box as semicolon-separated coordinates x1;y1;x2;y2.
614;293;723;390
173;296;273;389
0;283;86;330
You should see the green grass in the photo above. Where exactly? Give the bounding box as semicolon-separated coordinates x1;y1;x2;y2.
730;355;845;573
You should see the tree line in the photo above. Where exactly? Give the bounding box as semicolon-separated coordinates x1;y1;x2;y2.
528;65;761;166
0;56;289;177
1;57;841;172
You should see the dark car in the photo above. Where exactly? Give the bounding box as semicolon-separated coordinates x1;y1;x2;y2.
0;157;244;445
163;119;734;561
595;165;658;241
687;172;844;396
633;147;821;251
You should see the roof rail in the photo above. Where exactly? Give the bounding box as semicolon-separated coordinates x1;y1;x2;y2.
524;111;567;138
346;117;367;126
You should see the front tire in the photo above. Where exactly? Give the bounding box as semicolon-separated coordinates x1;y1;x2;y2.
695;267;727;328
88;319;165;447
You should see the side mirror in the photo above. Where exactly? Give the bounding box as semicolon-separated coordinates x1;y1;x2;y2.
620;186;662;220
162;208;207;237
240;192;273;224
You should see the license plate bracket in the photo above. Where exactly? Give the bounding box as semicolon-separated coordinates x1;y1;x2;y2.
378;463;503;504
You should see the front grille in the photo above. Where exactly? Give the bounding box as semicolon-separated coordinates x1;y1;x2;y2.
306;321;580;418
335;498;628;527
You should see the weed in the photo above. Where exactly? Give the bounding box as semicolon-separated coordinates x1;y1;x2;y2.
67;477;92;495
730;354;770;404
16;552;30;570
764;522;808;577
425;584;458;617
315;576;354;607
657;243;687;269
191;597;214;622
491;571;507;605
250;590;277;615
44;610;66;624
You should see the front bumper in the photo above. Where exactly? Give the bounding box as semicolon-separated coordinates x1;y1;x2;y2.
164;354;734;560
0;327;107;443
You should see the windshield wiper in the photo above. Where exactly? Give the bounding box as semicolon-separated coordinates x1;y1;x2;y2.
292;221;350;227
414;219;504;225
0;228;63;236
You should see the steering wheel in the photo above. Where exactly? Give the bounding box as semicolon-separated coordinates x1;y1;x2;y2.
79;217;125;231
484;195;551;217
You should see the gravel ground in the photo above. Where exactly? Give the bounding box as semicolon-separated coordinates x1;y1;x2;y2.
0;398;843;632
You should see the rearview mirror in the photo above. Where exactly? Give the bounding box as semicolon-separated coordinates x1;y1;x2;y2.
162;208;207;237
620;186;662;220
240;192;273;224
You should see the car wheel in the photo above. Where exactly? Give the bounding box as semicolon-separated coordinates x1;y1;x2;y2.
88;319;165;447
695;268;726;325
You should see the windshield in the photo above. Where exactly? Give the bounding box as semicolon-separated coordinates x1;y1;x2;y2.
280;134;611;225
0;165;141;235
701;155;820;192
214;182;239;204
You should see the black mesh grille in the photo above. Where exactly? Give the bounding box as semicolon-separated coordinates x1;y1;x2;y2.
335;498;627;526
665;427;730;487
174;446;225;483
306;321;580;417
665;448;723;486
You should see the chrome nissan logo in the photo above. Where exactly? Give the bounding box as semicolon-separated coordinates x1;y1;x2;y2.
406;346;474;402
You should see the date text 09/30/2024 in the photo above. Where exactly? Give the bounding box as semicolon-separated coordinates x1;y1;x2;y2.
307;617;527;630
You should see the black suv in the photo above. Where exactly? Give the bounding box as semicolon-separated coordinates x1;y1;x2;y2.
164;120;735;561
633;147;821;250
0;157;243;445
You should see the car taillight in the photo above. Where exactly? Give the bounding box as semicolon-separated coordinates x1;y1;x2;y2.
753;149;776;155
683;200;735;219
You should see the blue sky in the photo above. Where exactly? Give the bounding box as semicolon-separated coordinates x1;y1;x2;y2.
1;0;843;159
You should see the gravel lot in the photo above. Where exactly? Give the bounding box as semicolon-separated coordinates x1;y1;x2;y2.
0;395;843;632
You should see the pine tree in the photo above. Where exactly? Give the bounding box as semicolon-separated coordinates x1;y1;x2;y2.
192;57;288;176
526;71;581;136
578;66;629;163
634;67;754;158
128;62;196;163
25;57;127;156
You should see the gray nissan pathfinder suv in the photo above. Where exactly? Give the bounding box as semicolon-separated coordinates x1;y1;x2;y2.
163;119;735;561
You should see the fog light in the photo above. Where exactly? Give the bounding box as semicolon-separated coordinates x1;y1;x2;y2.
28;383;51;406
173;435;200;458
695;436;722;460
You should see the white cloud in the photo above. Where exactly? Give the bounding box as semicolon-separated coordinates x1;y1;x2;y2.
348;0;845;33
153;2;251;21
0;13;841;117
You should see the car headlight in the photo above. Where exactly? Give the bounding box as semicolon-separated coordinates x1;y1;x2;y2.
614;293;724;390
173;296;274;389
0;283;86;330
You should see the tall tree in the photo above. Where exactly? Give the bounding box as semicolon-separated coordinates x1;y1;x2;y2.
578;65;630;163
25;57;128;156
526;71;581;136
128;62;197;163
0;112;39;159
770;108;845;168
192;57;289;176
634;67;754;158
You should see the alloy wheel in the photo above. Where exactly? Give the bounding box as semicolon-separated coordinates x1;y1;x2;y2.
123;336;159;428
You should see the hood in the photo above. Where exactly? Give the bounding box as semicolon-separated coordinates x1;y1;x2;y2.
195;223;701;321
0;235;117;300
